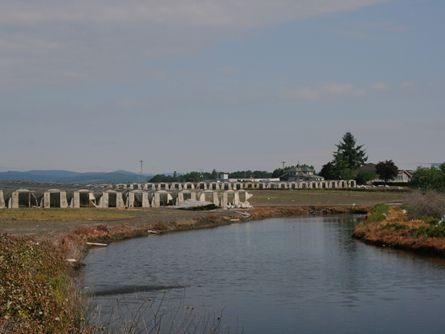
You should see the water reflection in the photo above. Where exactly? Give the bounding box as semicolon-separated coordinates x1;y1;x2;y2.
84;216;445;334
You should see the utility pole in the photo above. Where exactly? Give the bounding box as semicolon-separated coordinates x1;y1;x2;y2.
282;161;286;169
139;160;144;181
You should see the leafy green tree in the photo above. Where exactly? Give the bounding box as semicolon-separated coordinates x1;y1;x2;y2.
355;163;377;185
319;162;337;180
376;160;398;183
410;164;445;191
333;132;367;170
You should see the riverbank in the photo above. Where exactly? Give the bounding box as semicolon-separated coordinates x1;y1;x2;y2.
0;190;403;333
353;206;445;256
1;205;371;333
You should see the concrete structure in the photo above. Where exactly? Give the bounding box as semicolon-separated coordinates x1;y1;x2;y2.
208;182;221;190
126;190;150;208
0;190;5;209
98;190;125;208
221;190;239;209
237;190;254;208
198;191;220;206
152;191;174;207
182;182;195;190
42;189;69;208
176;190;197;205
71;190;96;208
170;183;183;191
144;183;156;191
8;189;38;208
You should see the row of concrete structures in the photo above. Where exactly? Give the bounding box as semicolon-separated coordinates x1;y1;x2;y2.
113;180;357;191
0;189;253;210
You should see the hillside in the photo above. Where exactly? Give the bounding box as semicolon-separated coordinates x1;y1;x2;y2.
0;170;152;184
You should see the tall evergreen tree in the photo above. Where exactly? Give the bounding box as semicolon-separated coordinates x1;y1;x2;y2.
333;132;367;170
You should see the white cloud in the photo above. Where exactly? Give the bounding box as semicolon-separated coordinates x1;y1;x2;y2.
0;1;388;28
284;82;367;100
400;80;415;89
371;81;392;92
0;1;389;90
284;80;417;101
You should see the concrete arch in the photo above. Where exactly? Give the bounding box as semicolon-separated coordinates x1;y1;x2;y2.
208;182;220;191
127;190;150;208
198;191;220;206
221;190;239;209
42;189;68;208
170;183;183;191
197;182;207;190
176;190;197;205
0;190;5;209
348;180;357;188
156;183;169;191
182;182;195;190
8;189;39;209
72;190;96;208
99;191;125;208
238;190;253;208
278;182;288;189
152;191;174;207
234;182;243;190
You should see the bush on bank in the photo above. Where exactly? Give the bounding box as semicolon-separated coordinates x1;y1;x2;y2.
403;191;445;222
0;234;86;334
367;204;389;222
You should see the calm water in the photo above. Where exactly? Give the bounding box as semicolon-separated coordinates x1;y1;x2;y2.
84;216;445;333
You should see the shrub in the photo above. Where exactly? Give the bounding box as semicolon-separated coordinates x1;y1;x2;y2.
367;204;389;222
0;235;86;333
413;225;445;238
410;165;445;192
403;191;445;220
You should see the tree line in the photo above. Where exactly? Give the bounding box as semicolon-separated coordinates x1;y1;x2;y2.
149;131;443;191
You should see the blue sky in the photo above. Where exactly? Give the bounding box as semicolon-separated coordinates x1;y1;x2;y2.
0;0;443;173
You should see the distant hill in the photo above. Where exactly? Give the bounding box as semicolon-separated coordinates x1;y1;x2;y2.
0;170;152;184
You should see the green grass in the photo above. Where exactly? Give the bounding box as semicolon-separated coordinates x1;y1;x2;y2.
250;190;404;206
367;204;389;222
413;225;445;238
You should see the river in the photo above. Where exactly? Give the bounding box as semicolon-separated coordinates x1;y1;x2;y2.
84;216;445;333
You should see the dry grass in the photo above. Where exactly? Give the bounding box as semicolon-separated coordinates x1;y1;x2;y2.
403;190;445;220
354;207;445;256
0;208;142;223
250;190;404;207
